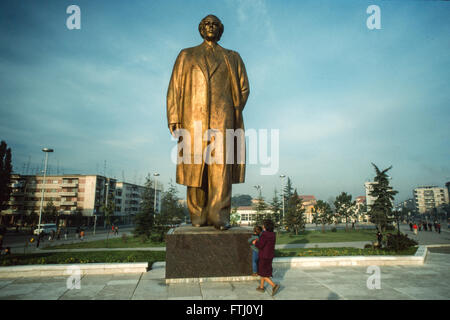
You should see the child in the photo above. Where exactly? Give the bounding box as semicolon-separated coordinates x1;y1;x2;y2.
253;219;280;296
248;226;262;276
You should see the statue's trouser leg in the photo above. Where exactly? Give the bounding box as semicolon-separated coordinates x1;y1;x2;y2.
206;163;232;227
187;169;208;226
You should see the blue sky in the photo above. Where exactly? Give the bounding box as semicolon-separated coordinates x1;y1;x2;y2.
1;0;449;204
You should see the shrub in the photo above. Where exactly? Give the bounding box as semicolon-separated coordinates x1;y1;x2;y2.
364;244;373;249
385;233;418;251
331;227;337;232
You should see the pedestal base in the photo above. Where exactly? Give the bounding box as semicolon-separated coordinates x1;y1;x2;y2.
165;225;253;280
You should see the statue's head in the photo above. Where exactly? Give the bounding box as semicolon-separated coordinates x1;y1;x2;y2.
198;15;224;42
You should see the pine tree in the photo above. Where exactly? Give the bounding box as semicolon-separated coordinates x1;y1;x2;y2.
367;163;398;232
158;180;185;227
285;189;306;235
133;174;155;240
270;188;282;229
253;188;268;227
0;140;13;215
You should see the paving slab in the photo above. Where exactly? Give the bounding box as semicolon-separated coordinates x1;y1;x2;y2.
0;249;449;300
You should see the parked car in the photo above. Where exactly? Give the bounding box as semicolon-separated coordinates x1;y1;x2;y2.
33;223;57;235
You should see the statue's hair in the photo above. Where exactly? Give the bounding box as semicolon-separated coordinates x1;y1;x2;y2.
198;15;224;41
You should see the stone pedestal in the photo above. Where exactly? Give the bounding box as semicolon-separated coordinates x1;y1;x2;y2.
165;225;253;281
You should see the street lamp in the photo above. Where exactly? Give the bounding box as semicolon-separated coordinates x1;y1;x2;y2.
280;175;286;225
37;148;54;235
153;173;160;215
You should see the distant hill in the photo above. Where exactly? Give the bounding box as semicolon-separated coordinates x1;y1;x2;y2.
231;194;252;207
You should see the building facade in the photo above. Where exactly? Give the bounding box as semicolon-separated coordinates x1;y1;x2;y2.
1;174;162;227
413;186;449;214
114;181;162;224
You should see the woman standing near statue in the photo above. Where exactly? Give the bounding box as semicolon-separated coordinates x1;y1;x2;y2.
252;219;280;296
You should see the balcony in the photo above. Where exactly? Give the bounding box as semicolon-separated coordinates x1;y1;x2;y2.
60;201;76;206
59;191;77;197
61;181;78;188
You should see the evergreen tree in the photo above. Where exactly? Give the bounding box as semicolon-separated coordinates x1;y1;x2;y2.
367;163;398;232
313;200;333;233
0;140;12;215
285;189;306;235
334;192;356;232
252;188;268;227
270;188;282;229
158;180;185;227
134;174;155;240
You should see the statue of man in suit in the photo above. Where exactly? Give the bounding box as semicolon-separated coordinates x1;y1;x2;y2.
167;15;250;230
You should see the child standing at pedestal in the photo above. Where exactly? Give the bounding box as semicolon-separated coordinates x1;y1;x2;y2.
248;226;262;276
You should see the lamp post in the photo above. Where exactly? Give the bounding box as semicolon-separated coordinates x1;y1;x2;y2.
280;175;286;226
37;148;54;235
153;173;160;216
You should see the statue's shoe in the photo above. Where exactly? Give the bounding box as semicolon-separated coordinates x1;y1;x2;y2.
214;223;231;231
192;223;207;227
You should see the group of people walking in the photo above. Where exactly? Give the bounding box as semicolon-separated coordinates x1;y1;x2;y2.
248;219;280;296
409;221;441;235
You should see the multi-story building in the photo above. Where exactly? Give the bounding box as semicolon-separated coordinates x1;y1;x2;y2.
1;174;162;227
2;174;116;226
299;195;317;224
413;186;449;214
364;182;378;207
354;196;370;222
114;181;162;224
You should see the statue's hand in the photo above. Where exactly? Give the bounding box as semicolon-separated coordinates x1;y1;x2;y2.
169;123;181;137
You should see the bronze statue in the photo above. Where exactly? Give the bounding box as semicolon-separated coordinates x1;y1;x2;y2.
167;15;250;230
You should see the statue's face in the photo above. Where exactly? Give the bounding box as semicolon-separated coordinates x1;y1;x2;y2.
202;16;221;41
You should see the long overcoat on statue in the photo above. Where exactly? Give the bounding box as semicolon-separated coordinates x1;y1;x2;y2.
167;43;250;188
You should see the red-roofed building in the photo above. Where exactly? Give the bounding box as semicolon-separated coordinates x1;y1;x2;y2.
298;195;317;223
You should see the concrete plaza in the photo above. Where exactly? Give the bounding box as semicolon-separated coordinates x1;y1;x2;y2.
0;247;449;300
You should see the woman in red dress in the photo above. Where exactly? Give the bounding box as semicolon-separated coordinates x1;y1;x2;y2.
252;219;280;296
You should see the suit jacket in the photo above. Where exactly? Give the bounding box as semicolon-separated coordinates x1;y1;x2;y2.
167;42;250;187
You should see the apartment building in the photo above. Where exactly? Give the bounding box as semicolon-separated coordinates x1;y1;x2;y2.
413;186;449;214
3;174;115;226
114;181;162;224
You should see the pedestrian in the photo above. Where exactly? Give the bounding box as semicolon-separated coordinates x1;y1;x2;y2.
376;230;383;249
75;227;80;239
423;223;428;231
437;223;441;234
50;229;55;241
253;219;280;296
352;222;355;230
409;222;413;231
428;223;433;231
248;225;263;276
115;226;119;235
80;229;85;240
64;228;68;240
413;223;418;235
418;223;422;231
56;229;61;240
